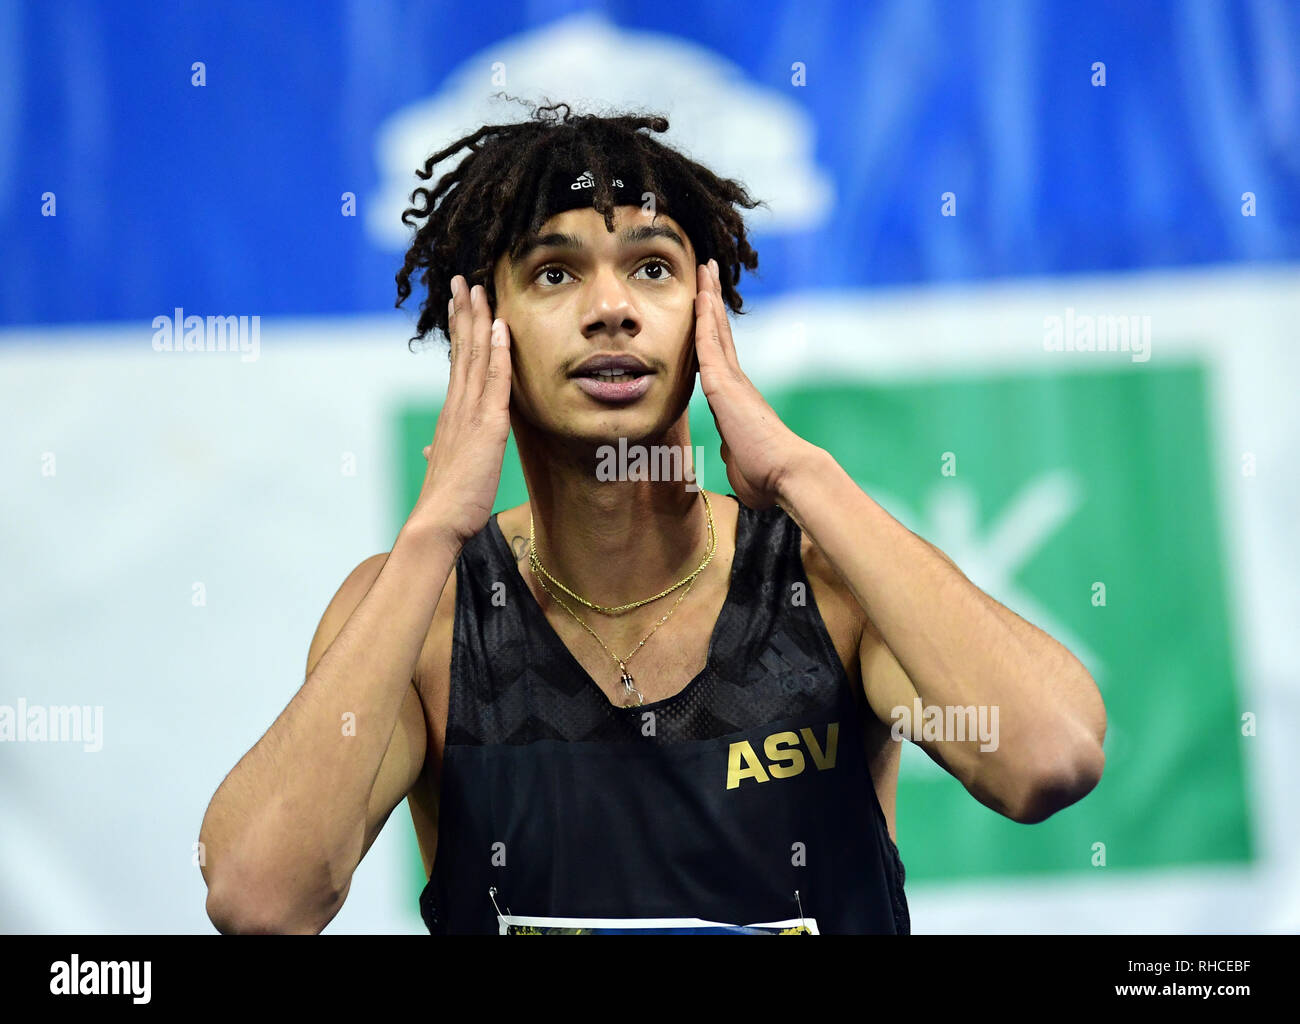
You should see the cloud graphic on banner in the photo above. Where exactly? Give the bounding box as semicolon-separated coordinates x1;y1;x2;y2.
366;11;833;251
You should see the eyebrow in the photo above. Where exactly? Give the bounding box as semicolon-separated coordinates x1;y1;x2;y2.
509;224;688;269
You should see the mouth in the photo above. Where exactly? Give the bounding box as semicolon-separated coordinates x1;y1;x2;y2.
572;368;653;404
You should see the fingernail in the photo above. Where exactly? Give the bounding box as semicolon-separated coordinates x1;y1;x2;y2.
491;318;506;347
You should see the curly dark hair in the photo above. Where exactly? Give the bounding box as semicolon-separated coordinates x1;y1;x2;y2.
394;96;765;354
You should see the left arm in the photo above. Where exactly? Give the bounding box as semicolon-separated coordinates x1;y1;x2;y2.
692;260;1105;824
780;448;1106;824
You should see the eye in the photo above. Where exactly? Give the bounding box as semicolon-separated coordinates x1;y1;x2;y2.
534;264;575;288
533;259;674;288
633;258;673;281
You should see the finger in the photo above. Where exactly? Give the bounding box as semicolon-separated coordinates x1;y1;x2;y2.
483;317;513;409
696;263;738;376
448;276;469;392
446;296;457;377
707;259;741;369
423;445;431;461
464;283;493;392
694;266;729;376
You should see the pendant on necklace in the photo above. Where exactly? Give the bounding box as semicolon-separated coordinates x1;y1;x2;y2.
620;668;643;708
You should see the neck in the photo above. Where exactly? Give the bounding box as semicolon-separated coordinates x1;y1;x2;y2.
513;415;712;610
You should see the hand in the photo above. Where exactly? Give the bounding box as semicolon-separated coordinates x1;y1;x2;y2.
693;259;812;509
410;275;513;548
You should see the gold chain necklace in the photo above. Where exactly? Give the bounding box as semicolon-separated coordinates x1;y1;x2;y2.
528;490;715;615
527;491;716;706
533;569;697;707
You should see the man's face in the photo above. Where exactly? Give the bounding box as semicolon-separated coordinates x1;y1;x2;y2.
491;204;700;448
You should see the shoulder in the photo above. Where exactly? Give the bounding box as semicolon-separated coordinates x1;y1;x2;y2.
769;505;869;687
306;552;395;676
346;551;391;589
412;546;460;694
791;512;868;647
492;502;533;563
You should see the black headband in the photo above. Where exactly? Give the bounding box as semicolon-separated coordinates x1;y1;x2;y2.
537;166;649;222
531;165;707;265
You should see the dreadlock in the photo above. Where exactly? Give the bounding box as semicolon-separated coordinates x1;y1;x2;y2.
394;96;764;353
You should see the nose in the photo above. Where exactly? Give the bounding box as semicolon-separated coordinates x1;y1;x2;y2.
581;265;640;341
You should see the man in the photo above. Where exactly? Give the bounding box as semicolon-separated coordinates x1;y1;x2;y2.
198;101;1106;935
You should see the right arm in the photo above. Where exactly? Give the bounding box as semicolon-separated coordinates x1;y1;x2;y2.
198;276;513;933
199;521;457;934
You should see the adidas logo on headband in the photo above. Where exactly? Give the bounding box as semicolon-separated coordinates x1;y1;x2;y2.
570;169;624;190
541;167;644;219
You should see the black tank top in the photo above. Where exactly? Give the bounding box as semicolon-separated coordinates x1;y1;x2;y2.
418;494;910;934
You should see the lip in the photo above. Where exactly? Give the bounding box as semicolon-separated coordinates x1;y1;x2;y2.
570;353;651;376
573;373;653;404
